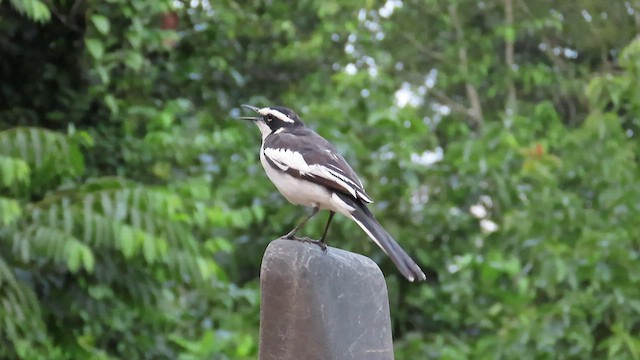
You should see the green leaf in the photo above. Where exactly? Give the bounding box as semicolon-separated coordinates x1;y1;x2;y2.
142;234;156;263
504;27;516;42
66;242;81;272
104;94;118;114
91;14;110;35
0;197;22;226
120;226;135;258
8;0;51;22
81;247;95;272
126;52;144;71
96;65;110;84
0;156;30;188
85;38;104;59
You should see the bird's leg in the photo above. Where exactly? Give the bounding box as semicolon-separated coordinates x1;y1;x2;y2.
319;211;335;244
284;207;327;252
284;207;319;239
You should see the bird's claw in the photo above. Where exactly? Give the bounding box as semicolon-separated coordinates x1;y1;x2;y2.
284;235;327;252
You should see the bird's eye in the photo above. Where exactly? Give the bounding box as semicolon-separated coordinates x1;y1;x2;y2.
266;115;273;121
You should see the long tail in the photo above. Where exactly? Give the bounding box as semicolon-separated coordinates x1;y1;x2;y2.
335;193;426;282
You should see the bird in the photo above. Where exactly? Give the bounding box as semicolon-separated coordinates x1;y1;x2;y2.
237;104;426;282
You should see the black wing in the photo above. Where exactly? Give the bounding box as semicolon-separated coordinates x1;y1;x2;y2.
262;127;373;203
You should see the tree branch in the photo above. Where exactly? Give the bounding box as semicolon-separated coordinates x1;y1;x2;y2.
448;3;484;127
43;0;84;32
402;33;445;62
504;0;517;115
430;88;481;122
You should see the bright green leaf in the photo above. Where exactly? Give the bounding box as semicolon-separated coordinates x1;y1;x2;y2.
91;14;110;35
85;38;104;59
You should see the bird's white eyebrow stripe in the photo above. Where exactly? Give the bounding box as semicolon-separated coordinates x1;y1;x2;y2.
261;108;294;123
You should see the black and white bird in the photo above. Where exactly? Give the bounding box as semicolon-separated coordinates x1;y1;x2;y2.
238;104;426;282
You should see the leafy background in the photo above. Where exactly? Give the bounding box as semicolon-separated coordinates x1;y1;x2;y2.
1;0;639;358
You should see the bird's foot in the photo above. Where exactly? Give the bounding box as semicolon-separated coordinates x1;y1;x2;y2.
284;235;327;252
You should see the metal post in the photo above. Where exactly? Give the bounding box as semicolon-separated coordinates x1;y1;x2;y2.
259;239;395;360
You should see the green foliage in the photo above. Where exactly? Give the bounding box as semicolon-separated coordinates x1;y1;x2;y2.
0;128;256;358
0;157;29;189
0;127;84;194
6;0;50;22
1;0;640;359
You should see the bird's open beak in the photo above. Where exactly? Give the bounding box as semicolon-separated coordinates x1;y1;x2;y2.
237;104;260;121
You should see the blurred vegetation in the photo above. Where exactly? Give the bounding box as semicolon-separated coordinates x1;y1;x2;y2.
1;0;639;358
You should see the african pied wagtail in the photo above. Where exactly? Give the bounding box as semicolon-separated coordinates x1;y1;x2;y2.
238;104;426;282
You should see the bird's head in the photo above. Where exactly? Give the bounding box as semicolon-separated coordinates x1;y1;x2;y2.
238;105;305;138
